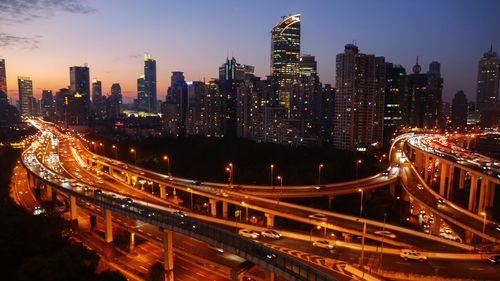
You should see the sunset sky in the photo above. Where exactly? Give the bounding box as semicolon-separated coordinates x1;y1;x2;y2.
1;0;499;103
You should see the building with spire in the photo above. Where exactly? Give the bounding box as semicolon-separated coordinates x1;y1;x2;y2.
271;14;301;114
476;45;500;128
141;53;157;113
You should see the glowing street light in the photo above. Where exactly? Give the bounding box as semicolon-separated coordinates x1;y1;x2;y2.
112;145;118;158
270;164;274;187
356;160;362;180
226;163;233;188
358;188;364;217
318;163;324;185
163;155;171;175
130;148;136;165
481;211;487;235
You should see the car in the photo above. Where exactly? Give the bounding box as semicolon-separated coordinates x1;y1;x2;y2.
94;189;102;195
374;230;397;239
208;244;224;253
314;186;323;190
437;198;445;205
400;249;427;262
382;171;389;176
417;183;424;190
124;198;133;204
488;255;500;265
312;240;334;249
172;210;187;217
238;229;260;239
260;229;283;239
308;213;327;221
487;223;500;232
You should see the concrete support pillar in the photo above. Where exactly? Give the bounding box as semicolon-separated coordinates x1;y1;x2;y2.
478;179;488;213
162;229;174;281
458;169;466;189
126;174;131;185
222;201;228;218
389;182;396;196
209;199;218;217
424;155;430;182
103;208;113;243
265;213;275;228
265;270;275;281
328;196;334;209
446;165;454;199
46;184;53;201
69;195;77;220
129;232;135;251
488;183;496;207
90;215;96;232
439;163;448;196
159;184;166;199
468;175;478;211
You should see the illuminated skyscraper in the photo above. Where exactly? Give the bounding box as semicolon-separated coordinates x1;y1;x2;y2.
92;79;105;119
271;14;301;114
0;59;6;96
333;44;385;151
41;90;54;118
69;66;90;124
476;45;500;127
143;53;157;113
18;77;33;116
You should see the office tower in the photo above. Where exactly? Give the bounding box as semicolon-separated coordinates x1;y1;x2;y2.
451;90;468;128
219;57;254;137
333;44;385;151
136;75;148;112
185;81;205;135
407;58;443;129
271;14;301;113
202;80;224;137
476;45;500;127
467;102;481;126
384;63;407;145
164;72;187;136
106;83;122;119
0;90;20;125
143;53;157;113
54;88;71;123
69;66;90;124
91;79;105;119
17;76;33;116
316;84;335;144
41;90;54;118
0;59;6;95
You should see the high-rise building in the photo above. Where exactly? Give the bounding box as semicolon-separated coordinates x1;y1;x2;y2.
69;66;90;124
91;79;105;119
106;83;122;119
451;90;468;129
143;53;157;113
54;88;71;123
476;45;500;128
384;63;407;145
41;90;54;118
17;76;33;116
185;81;206;135
164;72;187;136
271;14;301;113
316;84;335;144
333;44;385;151
136;75;148;112
0;58;6;96
407;58;443;129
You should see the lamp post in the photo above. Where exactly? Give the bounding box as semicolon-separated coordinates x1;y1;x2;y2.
163;155;171;175
91;141;96;152
481;211;487;235
112;145;117;159
310;225;321;241
99;143;104;155
226;163;233;188
187;188;193;210
358;188;364;217
270;164;274;188
277;176;283;201
130;148;136;165
318;163;324;186
380;213;387;270
321;222;327;237
356;160;362;179
242;201;248;222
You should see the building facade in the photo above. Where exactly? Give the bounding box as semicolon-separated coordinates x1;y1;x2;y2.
17;76;33;116
476;46;500;128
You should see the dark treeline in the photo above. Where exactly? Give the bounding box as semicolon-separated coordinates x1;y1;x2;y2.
0;146;125;281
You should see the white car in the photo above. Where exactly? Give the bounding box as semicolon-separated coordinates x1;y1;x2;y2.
400;249;427;262
374;230;397;239
312;240;334;249
308;213;327;221
238;229;260;239
260;229;282;239
417;183;424;190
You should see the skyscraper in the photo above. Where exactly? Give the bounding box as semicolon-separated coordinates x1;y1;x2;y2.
271;14;301;114
92;79;105;119
164;72;187;136
136;75;147;112
476;45;500;127
69;66;90;124
451;90;468;129
41;90;54;118
384;63;407;145
17;77;33;116
143;53;157;113
107;83;122;119
0;59;6;96
333;44;385;151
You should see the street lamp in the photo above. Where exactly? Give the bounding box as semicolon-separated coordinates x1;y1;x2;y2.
112;145;118;159
310;225;321;241
163;155;171;175
91;141;96;152
358;188;364;217
318;164;324;185
130;148;136;165
277;175;284;199
380;213;387;270
270;164;274;188
481;211;487;235
99;143;104;155
226;163;233;188
241;201;248;222
187;188;193;210
356;160;362;180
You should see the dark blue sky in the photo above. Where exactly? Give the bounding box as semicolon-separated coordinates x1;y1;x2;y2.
1;0;499;102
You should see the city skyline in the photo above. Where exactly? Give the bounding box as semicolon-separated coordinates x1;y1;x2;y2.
1;0;500;103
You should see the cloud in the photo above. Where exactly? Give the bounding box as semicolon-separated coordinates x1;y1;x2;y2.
0;0;96;23
0;33;40;49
